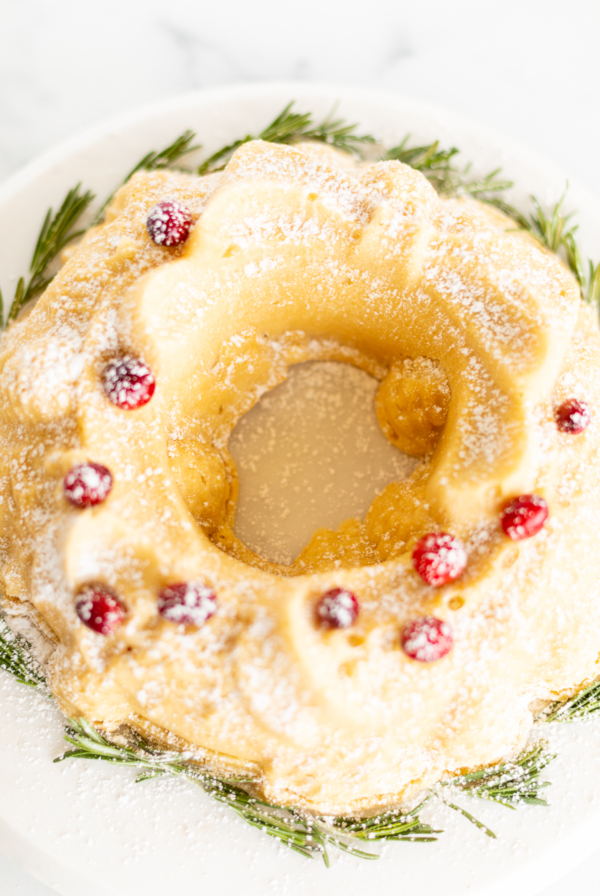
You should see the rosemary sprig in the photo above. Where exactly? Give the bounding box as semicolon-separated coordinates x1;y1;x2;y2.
0;616;47;690
55;718;438;864
528;193;576;254
197;102;375;176
3;185;95;325
385;136;513;202
385;137;462;196
123;129;199;181
384;135;600;307
0;131;201;325
543;678;600;723
93;129;200;224
521;194;600;307
443;742;554;808
437;742;555;838
385;137;460;179
329;800;439;850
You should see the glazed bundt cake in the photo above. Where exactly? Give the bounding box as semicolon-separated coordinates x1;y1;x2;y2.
0;139;599;815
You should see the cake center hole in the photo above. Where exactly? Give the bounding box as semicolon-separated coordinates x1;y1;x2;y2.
228;361;417;566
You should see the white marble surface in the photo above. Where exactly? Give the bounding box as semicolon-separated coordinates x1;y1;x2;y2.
2;0;600;204
1;0;600;893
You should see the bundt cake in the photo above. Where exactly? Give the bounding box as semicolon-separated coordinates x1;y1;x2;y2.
0;138;599;816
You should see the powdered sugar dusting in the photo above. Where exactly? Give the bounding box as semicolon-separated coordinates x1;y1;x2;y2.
0;137;597;826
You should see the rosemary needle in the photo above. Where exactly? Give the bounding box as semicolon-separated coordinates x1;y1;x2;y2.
6;184;94;324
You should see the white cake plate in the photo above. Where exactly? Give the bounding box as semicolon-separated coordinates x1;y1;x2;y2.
1;83;600;896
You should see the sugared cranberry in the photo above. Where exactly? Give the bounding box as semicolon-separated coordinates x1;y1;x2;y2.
500;494;548;540
101;357;155;410
157;582;217;627
401;616;453;662
556;398;591;434
412;533;467;587
63;462;113;508
315;588;359;629
146;200;193;247
76;586;125;635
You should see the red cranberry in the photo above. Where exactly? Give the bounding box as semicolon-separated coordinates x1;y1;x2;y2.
412;533;467;587
157;582;217;627
76;587;125;635
101;357;155;410
63;462;113;508
146;200;193;247
556;398;591;434
315;588;359;629
500;494;548;540
401;616;453;662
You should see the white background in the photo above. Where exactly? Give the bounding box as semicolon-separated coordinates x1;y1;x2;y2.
0;0;599;893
